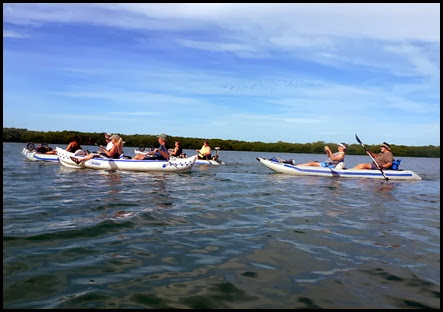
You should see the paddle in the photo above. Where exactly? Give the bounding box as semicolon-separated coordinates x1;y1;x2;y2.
355;133;389;181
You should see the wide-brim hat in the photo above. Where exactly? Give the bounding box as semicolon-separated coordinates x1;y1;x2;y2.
380;142;391;150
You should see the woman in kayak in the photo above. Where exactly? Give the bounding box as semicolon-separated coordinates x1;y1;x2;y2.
66;136;82;153
298;143;347;168
169;141;185;158
70;134;123;164
196;140;212;159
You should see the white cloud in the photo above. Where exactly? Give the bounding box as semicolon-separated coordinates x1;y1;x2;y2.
384;43;440;80
3;30;28;38
4;3;439;42
3;3;439;146
106;112;159;116
176;39;269;58
233;113;325;124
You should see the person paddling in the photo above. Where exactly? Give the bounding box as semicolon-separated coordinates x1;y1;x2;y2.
353;142;393;170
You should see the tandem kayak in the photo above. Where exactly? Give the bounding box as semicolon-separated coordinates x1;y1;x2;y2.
57;147;197;172
256;157;422;180
22;147;59;162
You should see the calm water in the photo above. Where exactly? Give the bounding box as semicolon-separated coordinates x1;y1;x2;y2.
3;142;440;309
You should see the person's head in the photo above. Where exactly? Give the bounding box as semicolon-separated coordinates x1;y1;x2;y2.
70;136;79;143
338;143;347;151
175;141;181;147
110;134;123;146
203;140;209;146
380;142;391;152
158;134;167;144
104;133;111;142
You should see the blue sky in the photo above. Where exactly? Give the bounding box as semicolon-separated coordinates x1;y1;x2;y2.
3;3;440;146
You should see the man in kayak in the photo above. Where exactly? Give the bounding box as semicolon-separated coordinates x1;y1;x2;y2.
298;143;347;168
132;134;169;160
353;142;393;170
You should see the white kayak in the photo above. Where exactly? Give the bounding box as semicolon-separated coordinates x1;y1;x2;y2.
256;157;422;180
22;147;59;162
194;158;225;165
133;146;225;165
57;147;197;172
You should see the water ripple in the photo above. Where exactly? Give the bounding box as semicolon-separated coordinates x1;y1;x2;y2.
3;144;440;309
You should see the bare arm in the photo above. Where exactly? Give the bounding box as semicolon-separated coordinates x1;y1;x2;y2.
100;145;117;157
155;148;169;159
325;146;344;162
380;161;392;170
330;152;344;162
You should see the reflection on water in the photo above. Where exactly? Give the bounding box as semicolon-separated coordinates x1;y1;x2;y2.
3;143;440;309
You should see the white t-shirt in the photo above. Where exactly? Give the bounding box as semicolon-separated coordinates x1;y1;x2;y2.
106;141;114;151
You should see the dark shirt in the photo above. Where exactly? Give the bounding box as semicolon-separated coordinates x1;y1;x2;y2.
170;147;183;157
68;145;82;153
144;144;168;160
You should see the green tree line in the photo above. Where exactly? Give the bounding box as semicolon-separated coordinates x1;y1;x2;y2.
3;127;440;158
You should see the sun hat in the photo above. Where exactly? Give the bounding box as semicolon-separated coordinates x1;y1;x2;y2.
380;142;391;150
158;133;167;140
104;133;111;139
338;143;348;150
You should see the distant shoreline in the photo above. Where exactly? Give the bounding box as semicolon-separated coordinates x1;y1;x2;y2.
4;127;440;158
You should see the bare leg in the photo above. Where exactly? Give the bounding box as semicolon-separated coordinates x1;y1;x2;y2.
71;153;95;164
132;154;146;160
353;163;372;170
298;161;321;167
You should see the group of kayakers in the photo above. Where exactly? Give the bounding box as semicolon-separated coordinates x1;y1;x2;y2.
29;133;395;171
31;132;216;165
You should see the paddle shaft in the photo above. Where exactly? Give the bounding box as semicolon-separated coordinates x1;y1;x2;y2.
355;134;389;181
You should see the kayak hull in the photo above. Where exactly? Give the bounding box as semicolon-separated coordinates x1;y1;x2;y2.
22;147;59;162
194;159;225;165
257;157;422;180
134;149;225;165
57;147;197;172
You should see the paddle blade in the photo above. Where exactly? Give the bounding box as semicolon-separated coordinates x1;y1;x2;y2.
355;133;362;144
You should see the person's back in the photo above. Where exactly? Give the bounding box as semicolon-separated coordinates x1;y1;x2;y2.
68;142;81;153
67;136;82;153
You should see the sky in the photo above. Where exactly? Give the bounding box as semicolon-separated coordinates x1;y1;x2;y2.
3;3;440;146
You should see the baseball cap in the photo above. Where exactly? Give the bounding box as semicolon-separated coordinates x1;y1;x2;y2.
158;133;167;140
